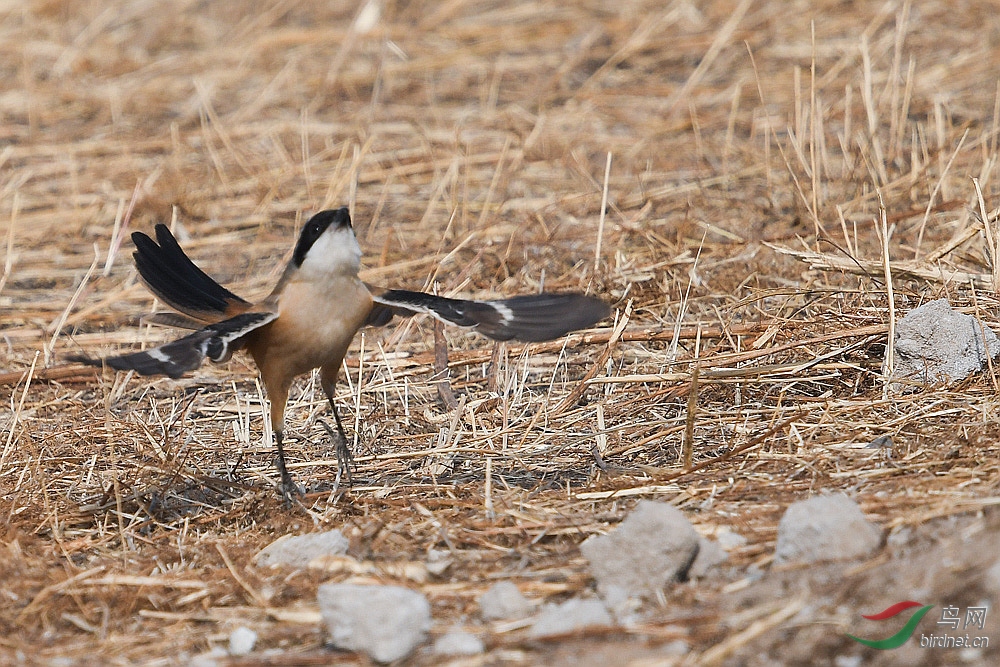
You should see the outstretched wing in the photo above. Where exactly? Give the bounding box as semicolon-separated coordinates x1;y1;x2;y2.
71;312;276;379
368;288;610;342
132;224;252;322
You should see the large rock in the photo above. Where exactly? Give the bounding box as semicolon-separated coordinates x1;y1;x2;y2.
317;583;431;663
255;530;349;568
580;500;700;598
774;493;882;565
887;298;1000;391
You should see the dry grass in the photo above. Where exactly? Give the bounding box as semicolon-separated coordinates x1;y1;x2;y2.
3;0;1000;664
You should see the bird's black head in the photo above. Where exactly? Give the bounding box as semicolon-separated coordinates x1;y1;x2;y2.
292;208;352;267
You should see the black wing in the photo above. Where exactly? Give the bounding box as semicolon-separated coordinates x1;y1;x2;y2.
132;224;251;321
369;289;610;342
71;312;276;379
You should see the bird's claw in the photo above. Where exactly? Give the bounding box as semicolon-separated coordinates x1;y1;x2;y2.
275;452;305;506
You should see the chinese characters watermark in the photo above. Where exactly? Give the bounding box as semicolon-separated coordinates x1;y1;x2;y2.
921;605;989;649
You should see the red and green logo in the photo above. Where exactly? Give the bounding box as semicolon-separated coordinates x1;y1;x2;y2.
847;601;935;649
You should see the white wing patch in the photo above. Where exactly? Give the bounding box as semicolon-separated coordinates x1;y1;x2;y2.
146;348;173;363
491;302;514;326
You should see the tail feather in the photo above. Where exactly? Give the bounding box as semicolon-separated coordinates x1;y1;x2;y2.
132;224;250;322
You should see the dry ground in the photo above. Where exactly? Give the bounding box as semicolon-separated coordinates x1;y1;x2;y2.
3;0;1000;665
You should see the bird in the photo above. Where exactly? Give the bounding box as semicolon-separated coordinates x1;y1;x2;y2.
72;207;610;501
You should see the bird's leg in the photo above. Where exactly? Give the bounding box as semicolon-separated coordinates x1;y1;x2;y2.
320;368;354;487
273;428;303;503
262;379;303;503
320;396;354;488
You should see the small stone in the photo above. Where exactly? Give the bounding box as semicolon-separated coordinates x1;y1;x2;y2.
228;626;257;656
833;655;862;667
317;583;431;663
479;581;532;620
688;537;727;578
189;648;227;667
580;500;699;598
433;630;484;656
774;493;882;565
255;530;349;568
529;598;614;638
425;548;452;576
716;528;748;551
867;434;893;449
959;647;983;662
661;639;689;656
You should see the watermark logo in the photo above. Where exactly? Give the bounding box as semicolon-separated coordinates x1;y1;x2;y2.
847;601;990;650
847;601;934;650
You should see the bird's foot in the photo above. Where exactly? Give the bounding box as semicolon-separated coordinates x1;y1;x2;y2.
275;454;304;506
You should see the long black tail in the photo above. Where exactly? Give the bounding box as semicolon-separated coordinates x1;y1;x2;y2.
370;290;611;342
132;224;250;321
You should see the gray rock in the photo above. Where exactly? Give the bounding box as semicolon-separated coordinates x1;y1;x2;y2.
580;500;700;598
887;298;1000;391
317;583;431;663
255;530;349;568
774;493;882;565
433;630;485;656
529;598;614;638
228;626;256;656
478;581;532;620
